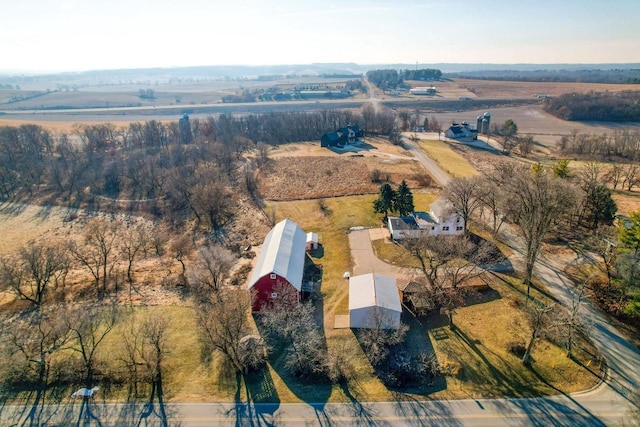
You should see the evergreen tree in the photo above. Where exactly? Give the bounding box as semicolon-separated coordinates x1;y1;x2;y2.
394;180;414;216
373;183;395;222
619;211;640;254
584;185;617;228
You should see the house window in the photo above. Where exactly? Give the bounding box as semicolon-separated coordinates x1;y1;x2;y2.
270;292;278;299
442;226;450;231
456;226;463;231
456;218;460;223
270;273;276;280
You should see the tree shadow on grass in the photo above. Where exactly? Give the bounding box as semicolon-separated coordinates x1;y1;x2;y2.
253;297;332;408
451;325;544;398
352;312;447;397
231;369;281;427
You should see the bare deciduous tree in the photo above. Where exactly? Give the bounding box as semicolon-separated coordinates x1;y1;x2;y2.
553;280;589;358
195;289;260;373
170;235;192;284
499;164;577;299
443;176;485;234
189;245;236;297
1;307;70;424
0;242;68;306
64;304;118;387
259;285;326;378
68;217;119;296
522;301;554;365
357;310;408;367
119;222;150;296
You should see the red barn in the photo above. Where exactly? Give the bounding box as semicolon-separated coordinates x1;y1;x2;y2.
248;219;306;312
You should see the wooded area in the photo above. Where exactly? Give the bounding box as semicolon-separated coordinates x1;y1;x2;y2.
544;91;640;121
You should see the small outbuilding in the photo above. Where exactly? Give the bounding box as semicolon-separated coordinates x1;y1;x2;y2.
349;273;402;330
248;219;307;312
306;232;319;251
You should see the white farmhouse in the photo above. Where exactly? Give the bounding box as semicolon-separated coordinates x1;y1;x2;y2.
349;273;401;330
388;199;464;240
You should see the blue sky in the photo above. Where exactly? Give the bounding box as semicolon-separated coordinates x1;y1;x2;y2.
1;0;639;73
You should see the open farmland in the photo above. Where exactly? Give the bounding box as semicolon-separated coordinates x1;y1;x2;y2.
450;78;640;98
425;104;640;149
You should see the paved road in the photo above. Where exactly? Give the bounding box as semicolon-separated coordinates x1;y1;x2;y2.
402;136;451;187
0;393;628;426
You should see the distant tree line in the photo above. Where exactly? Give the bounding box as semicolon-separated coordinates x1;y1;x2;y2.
402;68;442;81
445;69;640;84
138;89;156;100
544;91;640;122
366;69;403;90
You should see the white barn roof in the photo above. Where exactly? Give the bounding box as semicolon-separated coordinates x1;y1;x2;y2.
349;273;401;313
248;219;306;291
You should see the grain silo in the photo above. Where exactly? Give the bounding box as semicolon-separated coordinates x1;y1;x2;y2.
481;111;491;134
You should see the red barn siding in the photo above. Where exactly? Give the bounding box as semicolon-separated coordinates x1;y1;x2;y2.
251;273;300;312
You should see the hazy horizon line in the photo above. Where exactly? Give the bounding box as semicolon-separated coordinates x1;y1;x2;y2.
2;61;640;76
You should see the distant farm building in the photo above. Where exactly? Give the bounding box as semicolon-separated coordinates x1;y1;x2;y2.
445;122;478;141
349;273;402;330
388;199;465;240
320;125;364;148
410;86;436;95
248;219;307;312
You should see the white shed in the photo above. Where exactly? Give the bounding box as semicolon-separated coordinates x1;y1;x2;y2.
349;273;401;330
306;232;319;251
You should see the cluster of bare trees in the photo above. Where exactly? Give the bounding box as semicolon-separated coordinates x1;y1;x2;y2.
0;216;160;303
405;233;495;327
560;129;640;162
0;301;173;414
0;107;401;228
443;163;584;299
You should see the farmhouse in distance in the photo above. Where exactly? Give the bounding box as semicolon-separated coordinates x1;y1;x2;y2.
320;125;364;148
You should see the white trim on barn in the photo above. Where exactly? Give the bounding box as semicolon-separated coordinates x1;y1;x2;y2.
349;273;401;330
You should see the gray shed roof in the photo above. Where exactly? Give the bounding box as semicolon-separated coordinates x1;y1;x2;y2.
248;219;306;291
349;273;401;313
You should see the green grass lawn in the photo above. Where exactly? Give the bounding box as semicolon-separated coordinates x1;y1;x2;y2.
428;272;602;399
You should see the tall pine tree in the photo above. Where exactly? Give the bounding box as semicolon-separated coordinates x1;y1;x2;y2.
373;183;395;222
394;180;414;216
